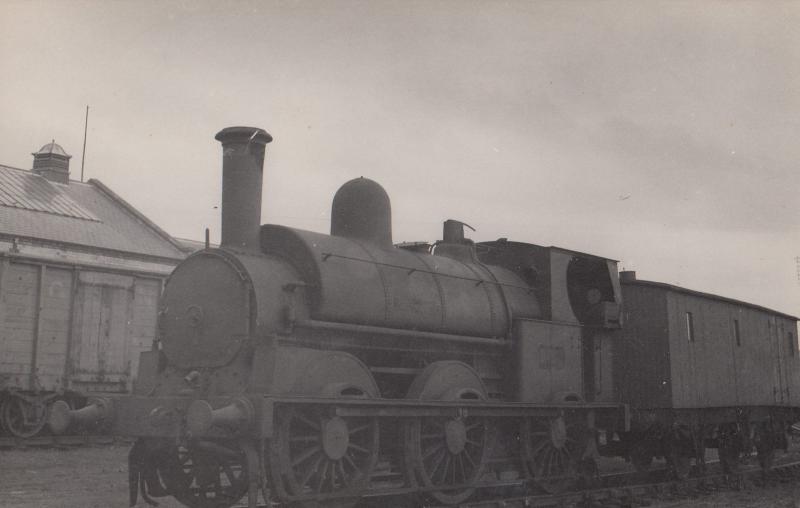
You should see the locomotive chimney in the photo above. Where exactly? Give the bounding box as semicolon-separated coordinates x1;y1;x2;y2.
215;126;273;251
620;270;637;283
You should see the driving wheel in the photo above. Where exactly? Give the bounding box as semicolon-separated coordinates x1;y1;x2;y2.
403;361;490;505
269;405;379;508
521;414;583;494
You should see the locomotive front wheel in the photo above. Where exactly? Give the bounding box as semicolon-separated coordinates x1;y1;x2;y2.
403;361;490;505
1;395;49;438
269;406;379;507
521;415;582;494
160;440;249;508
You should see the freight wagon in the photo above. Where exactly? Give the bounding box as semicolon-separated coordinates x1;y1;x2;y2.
614;271;800;473
0;150;187;438
0;256;165;437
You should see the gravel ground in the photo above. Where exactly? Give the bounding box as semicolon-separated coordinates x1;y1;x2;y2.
0;445;183;508
1;445;799;508
651;483;800;508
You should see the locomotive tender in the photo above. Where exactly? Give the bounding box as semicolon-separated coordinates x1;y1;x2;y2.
48;126;798;507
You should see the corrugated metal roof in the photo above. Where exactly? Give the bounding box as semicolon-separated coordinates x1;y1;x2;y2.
174;237;217;253
0;166;98;220
622;277;799;321
0;164;185;261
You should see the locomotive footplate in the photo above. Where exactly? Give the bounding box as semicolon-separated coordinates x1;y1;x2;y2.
99;395;629;439
102;394;630;508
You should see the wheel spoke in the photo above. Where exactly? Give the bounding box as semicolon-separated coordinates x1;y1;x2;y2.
427;447;448;479
349;423;370;435
329;459;339;488
291;445;322;467
543;447;556;476
422;442;445;460
222;464;236;485
456;453;465;482
438;454;452;484
556;450;567;472
348;442;369;455
530;438;550;459
299;455;324;489
315;460;329;493
462;448;476;468
295;412;321;431
337;460;351;488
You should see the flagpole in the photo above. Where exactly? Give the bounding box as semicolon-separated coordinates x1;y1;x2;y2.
80;105;89;182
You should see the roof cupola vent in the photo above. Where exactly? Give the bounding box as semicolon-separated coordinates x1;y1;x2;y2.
32;141;72;184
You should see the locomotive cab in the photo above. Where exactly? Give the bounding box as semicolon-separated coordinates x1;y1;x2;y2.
478;241;622;403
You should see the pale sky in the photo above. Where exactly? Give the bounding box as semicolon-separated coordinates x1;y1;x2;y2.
1;0;798;316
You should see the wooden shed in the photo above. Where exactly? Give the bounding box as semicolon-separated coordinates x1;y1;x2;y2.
0;142;189;437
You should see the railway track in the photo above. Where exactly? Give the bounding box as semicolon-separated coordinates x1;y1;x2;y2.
430;460;800;508
225;458;800;508
0;433;131;449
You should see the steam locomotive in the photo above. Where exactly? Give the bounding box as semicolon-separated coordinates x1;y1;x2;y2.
49;126;799;508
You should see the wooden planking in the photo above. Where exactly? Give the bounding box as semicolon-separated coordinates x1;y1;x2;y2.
1;258;165;395
34;267;73;390
128;279;160;388
0;263;39;387
70;272;135;392
104;284;132;376
735;308;780;406
78;271;133;288
666;288;794;409
614;284;672;409
787;320;800;407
